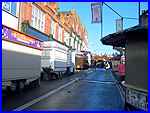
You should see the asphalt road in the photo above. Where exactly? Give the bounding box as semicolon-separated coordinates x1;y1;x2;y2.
3;69;125;111
2;70;91;111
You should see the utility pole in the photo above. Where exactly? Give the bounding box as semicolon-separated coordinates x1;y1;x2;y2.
101;3;103;39
139;2;141;24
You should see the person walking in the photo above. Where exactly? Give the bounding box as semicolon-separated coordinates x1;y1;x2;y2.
105;61;110;70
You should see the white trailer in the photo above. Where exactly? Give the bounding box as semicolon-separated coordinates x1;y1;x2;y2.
41;40;75;79
67;48;76;74
2;25;42;91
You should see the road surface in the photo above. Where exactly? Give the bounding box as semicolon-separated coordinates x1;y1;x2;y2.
3;69;125;111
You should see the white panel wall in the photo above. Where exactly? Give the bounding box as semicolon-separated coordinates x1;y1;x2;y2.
2;10;19;30
2;40;41;81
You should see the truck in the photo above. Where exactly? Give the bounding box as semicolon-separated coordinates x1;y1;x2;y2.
41;40;75;80
67;48;76;74
2;25;42;92
75;51;89;70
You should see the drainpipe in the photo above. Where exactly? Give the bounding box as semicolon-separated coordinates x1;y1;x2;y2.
18;2;21;31
139;2;140;25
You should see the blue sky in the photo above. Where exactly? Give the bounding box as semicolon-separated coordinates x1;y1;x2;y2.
58;2;148;55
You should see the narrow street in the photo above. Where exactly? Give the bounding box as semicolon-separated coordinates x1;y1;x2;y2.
3;69;124;111
2;2;148;111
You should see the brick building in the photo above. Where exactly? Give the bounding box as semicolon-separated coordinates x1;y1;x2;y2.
59;9;88;52
2;2;88;52
19;2;64;42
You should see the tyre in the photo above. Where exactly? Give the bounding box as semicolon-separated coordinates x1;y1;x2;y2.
72;68;75;74
30;78;40;88
35;78;41;88
16;81;25;93
40;72;44;80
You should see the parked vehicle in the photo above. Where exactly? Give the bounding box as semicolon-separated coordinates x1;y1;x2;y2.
67;48;76;75
41;40;75;80
75;52;89;70
96;60;105;68
2;25;42;92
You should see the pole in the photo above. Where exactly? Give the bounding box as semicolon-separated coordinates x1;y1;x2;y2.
103;2;122;18
123;17;138;20
101;3;103;39
139;2;140;24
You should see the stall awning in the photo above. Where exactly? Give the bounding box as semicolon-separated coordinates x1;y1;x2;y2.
101;25;148;47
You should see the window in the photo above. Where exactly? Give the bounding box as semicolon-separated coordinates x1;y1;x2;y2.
2;2;17;16
50;19;54;35
42;50;50;57
53;22;56;38
58;26;62;42
31;5;45;32
69;38;71;46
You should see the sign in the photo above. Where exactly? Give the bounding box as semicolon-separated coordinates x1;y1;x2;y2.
91;3;102;23
42;41;68;51
126;88;148;111
2;2;11;12
2;26;42;49
116;18;123;32
2;2;17;16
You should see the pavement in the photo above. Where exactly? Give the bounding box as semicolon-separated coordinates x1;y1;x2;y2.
3;68;125;111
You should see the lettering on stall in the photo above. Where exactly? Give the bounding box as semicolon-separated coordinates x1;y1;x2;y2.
2;26;42;49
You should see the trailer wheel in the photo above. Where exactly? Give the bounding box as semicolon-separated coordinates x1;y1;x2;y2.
40;72;44;80
30;78;40;88
16;81;25;93
34;78;41;88
72;68;75;74
7;86;13;94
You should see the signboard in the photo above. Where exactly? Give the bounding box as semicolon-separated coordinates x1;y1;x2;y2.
2;2;17;16
2;2;11;12
126;88;148;111
91;3;102;23
116;18;123;32
2;26;42;49
42;41;68;51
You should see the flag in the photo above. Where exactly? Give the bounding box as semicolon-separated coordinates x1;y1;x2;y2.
91;2;102;23
116;18;123;32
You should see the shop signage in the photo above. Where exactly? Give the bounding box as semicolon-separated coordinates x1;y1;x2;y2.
2;2;11;12
2;26;42;49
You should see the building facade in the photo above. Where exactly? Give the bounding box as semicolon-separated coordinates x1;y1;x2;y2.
2;2;88;53
2;2;20;30
59;9;88;52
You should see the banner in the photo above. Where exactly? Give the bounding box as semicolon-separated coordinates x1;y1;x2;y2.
116;18;123;32
2;26;42;49
91;3;102;23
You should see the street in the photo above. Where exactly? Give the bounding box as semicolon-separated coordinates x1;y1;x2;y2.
2;2;148;111
3;69;125;111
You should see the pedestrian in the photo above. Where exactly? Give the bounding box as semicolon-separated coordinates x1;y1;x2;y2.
108;60;112;69
94;61;96;71
105;61;110;70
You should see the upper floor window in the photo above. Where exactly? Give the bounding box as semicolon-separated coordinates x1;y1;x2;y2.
50;19;54;35
2;2;17;16
58;26;62;42
31;5;45;32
